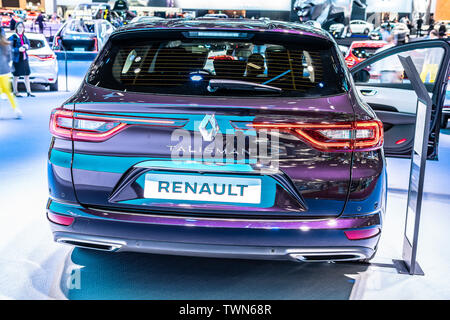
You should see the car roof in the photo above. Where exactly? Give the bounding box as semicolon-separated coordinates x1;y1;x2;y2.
114;18;330;40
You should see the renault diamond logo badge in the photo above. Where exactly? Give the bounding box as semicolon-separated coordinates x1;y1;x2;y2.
199;114;219;141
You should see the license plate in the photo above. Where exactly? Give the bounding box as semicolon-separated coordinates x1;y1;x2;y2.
144;173;261;204
73;47;85;52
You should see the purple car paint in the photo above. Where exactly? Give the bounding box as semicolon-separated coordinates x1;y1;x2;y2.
47;19;386;262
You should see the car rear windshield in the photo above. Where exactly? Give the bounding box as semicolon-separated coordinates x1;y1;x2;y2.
66;20;95;34
86;31;347;97
29;39;45;50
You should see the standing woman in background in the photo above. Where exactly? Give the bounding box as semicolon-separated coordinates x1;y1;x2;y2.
9;22;34;97
0;27;21;118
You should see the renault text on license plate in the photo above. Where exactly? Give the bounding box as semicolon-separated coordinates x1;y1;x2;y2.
144;173;261;204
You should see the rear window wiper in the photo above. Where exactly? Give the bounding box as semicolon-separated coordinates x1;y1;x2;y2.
208;79;282;94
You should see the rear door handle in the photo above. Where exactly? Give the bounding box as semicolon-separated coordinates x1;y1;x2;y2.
360;89;378;96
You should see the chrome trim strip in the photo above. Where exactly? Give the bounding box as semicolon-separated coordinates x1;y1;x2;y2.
85;206;379;223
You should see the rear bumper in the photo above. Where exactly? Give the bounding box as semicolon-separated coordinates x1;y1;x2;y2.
54;231;374;262
47;199;382;262
17;62;58;84
17;74;58;85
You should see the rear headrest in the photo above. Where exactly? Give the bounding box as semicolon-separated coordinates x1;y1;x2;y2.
246;53;265;76
154;47;207;74
213;59;246;78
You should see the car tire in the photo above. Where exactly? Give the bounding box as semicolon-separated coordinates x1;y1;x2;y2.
49;79;58;92
440;115;448;129
364;28;370;34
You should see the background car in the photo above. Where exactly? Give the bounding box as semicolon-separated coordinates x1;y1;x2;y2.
0;9;16;28
52;19;115;52
129;16;164;24
25;10;38;22
72;3;111;20
6;32;58;91
202;13;228;19
349;20;373;34
344;40;387;67
12;9;27;21
328;23;347;38
369;22;410;41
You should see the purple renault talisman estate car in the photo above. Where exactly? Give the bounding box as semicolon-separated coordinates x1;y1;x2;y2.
46;19;450;262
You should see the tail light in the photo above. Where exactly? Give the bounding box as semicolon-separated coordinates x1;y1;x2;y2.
234;120;383;152
93;37;98;52
50;108;127;142
53;36;62;51
29;54;56;61
49;108;187;142
208;55;236;60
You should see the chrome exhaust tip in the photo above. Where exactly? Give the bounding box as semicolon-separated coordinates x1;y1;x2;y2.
56;237;123;252
289;252;366;262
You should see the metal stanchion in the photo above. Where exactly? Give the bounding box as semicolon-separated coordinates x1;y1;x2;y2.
64;48;69;92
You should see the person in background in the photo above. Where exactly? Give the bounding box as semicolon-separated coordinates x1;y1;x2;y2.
429;29;439;39
421;29;441;83
373;35;403;84
416;16;423;37
35;11;44;34
9;22;34;97
428;16;434;34
438;22;447;38
0;27;21;118
406;19;413;35
380;25;390;42
9;14;17;31
428;14;435;35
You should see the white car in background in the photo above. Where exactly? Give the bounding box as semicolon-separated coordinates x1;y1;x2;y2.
201;13;228;19
7;32;59;91
328;23;348;38
349;20;374;34
129;16;164;24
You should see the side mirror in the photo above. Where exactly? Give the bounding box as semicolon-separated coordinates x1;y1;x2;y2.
353;69;370;83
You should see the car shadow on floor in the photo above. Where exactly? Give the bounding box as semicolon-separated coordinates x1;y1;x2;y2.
61;248;369;300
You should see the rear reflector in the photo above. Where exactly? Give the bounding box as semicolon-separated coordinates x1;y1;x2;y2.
93;37;98;52
47;212;74;226
53;36;62;51
344;228;380;240
395;138;407;145
236;120;383;152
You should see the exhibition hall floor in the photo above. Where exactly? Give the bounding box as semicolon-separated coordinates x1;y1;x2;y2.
0;60;449;300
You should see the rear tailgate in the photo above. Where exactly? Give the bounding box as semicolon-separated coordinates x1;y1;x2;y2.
70;87;354;218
